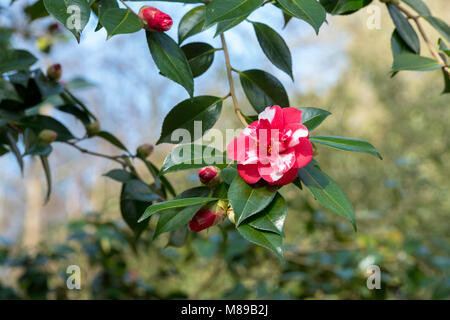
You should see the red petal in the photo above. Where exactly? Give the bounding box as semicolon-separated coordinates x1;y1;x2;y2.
237;164;261;184
268;167;299;186
282;107;302;126
258;105;284;130
293;139;313;168
227;134;258;164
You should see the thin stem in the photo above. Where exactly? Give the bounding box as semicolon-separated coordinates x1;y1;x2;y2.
65;141;127;167
220;33;248;127
119;0;138;16
395;2;449;77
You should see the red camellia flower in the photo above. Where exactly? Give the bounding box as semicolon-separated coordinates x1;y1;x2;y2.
138;6;173;32
227;105;313;186
189;202;227;232
198;166;221;187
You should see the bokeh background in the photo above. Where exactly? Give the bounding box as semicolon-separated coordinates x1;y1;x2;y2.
0;0;449;299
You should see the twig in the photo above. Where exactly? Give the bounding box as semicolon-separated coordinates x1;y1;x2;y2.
220;33;248;127
395;3;449;77
65;141;127;167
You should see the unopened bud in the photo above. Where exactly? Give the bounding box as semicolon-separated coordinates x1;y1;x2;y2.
198;166;221;187
138;6;173;32
47;64;62;81
227;207;235;224
86;121;100;137
189;201;227;232
38;129;57;143
136;144;154;159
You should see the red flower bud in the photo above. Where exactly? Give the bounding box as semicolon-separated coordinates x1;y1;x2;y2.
198;166;221;187
189;201;227;232
138;6;173;32
47;64;62;81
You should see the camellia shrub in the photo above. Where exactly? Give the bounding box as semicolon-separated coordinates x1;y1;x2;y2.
0;0;449;260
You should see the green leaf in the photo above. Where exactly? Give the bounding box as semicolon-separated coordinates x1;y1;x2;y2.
247;193;287;235
103;169;135;183
392;53;441;72
40;155;52;204
143;160;177;197
181;42;215;78
298;161;356;230
161;144;227;174
167;226;189;247
157;96;223;144
319;0;372;15
122;179;160;202
401;0;430;16
239;69;289;113
138;197;218;222
237;224;283;260
43;0;91;42
442;69;450;94
214;14;248;36
95;131;128;151
424;16;450;42
309;135;382;159
228;175;277;226
221;167;238;184
387;4;420;54
25;0;50;21
298;107;331;131
391;29;414;57
0;50;37;74
120;181;152;238
18;115;75;142
5;129;23;173
153;186;210;239
252;22;293;79
146;31;194;97
205;0;264;27
178;6;206;44
100;8;142;39
277;0;326;34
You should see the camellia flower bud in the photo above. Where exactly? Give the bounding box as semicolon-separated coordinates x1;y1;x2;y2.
198;166;221;187
86;121;100;137
38;129;58;143
136;144;154;159
47;64;62;81
138;6;173;32
189;200;227;232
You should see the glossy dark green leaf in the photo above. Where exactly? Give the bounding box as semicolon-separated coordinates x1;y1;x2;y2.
43;0;91;42
146;31;194;97
5;129;23;173
228;175;277;226
298;161;356;230
153;186;210;239
239;69;289;113
103;169;135;183
392;53;441;71
161;144;227;174
438;39;450;57
387;4;420;54
157;96;222;144
120;181;152;238
205;0;264;27
297;107;331;131
442;69;450;94
237;224;283;260
167;226;189;247
319;0;372;15
310;135;382;159
252;22;293;79
391;29;414;57
214;14;248;36
122;179;160;203
181;42;215;78
18;115;75;142
247;193;287;235
138;197;218;222
0;50;37;74
143;160;177;197
100;8;142;39
402;0;430;16
25;0;50;21
178;6;206;44
277;0;326;34
221;167;238;184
